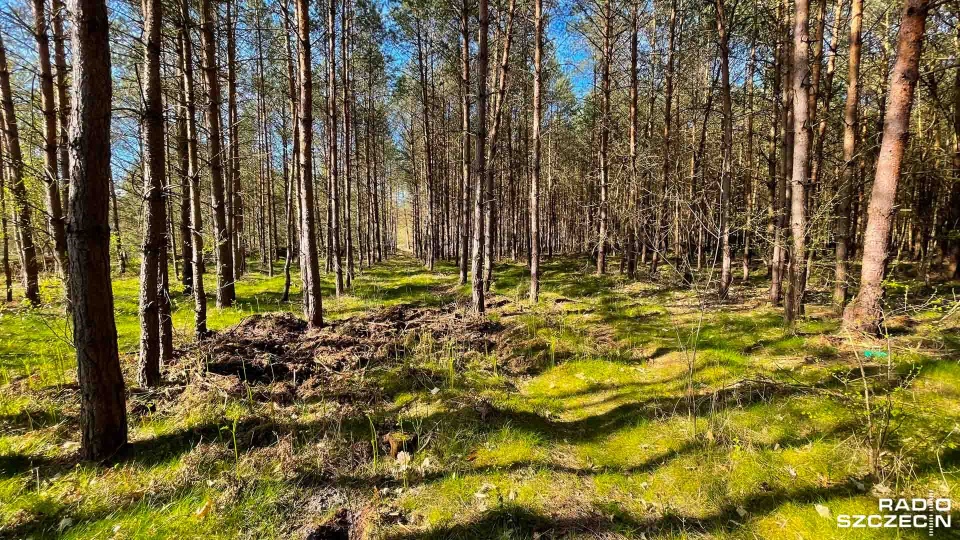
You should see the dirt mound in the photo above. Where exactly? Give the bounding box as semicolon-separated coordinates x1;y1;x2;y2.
183;303;506;401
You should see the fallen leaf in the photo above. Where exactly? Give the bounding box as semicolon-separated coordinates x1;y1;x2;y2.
814;504;831;519
736;506;747;518
195;500;213;519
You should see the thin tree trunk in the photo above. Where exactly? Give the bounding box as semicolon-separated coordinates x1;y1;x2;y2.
298;0;323;327
328;0;344;296
596;0;611;275
834;0;862;310
180;0;207;338
471;0;489;312
715;0;733;297
33;0;69;282
68;0;127;461
1;137;11;301
51;0;70;216
843;0;930;332
530;0;542;302
200;0;234;307
138;0;167;388
0;33;40;305
226;0;243;279
786;0;812;325
458;0;471;286
343;0;355;284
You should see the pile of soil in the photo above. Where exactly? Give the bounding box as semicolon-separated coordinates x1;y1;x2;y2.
180;302;506;402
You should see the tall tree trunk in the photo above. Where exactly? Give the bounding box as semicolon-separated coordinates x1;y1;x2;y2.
298;0;323;327
328;0;344;297
743;41;756;282
596;0;611;275
33;0;69;281
68;0;127;461
458;0;471;286
175;35;193;296
1;137;11;301
138;0;168;388
482;0;516;290
343;0;355;284
0;33;40;305
530;0;542;302
834;0;862;310
471;0;489;312
786;0;812;325
843;0;930;332
415;17;436;271
200;0;234;307
51;0;70;216
180;0;207;338
715;0;733;298
949;25;960;279
226;0;243;279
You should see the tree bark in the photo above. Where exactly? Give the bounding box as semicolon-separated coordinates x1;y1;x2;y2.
786;0;811;324
471;0;489;312
834;0;862;310
530;0;542;302
298;0;323;327
715;0;733;298
68;0;127;461
1;136;11;301
51;0;70;216
328;0;344;297
0;32;40;305
33;0;69;281
180;0;207;338
458;0;471;286
843;0;930;332
199;0;234;307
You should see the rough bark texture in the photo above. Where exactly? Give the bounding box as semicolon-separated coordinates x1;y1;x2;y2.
138;0;167;388
51;0;70;213
843;0;930;332
471;0;489;313
786;0;811;324
298;0;323;327
200;0;235;307
180;0;207;338
834;0;862;310
716;0;733;298
33;0;69;280
458;0;471;286
530;0;542;302
0;33;40;305
68;0;128;461
596;0;611;275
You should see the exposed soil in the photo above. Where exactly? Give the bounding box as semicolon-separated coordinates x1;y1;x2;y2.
176;301;511;405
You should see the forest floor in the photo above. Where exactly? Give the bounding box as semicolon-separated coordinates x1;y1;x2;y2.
1;254;960;539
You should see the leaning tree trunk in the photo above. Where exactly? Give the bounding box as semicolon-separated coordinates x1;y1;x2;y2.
834;0;862;310
0;32;40;305
844;0;931;332
138;0;167;388
298;0;323;327
786;0;812;325
68;0;127;461
199;0;234;307
33;0;69;282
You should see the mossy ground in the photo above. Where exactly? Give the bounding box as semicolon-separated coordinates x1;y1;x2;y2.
1;255;959;539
